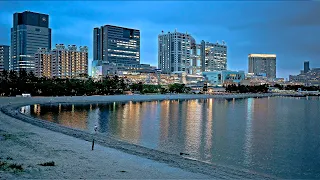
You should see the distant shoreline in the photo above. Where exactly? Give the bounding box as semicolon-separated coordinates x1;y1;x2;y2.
0;92;310;100
1;94;289;179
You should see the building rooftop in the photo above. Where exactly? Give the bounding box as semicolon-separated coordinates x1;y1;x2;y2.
248;54;276;58
95;24;139;31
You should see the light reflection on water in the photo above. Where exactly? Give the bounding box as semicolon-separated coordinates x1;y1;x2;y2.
21;97;320;179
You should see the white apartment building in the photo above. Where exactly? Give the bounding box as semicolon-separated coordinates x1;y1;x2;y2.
158;30;196;74
200;40;227;72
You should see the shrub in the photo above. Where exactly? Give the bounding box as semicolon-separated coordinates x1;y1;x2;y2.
39;161;55;166
8;163;23;171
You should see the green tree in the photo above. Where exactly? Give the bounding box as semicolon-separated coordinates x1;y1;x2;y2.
168;83;186;93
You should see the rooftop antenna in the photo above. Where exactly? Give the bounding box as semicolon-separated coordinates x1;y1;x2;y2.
175;28;177;32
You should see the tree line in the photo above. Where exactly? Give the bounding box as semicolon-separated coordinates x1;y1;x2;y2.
273;84;320;91
2;70;319;97
225;84;269;93
0;70;191;96
225;84;320;93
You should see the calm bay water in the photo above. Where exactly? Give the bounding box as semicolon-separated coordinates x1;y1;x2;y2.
21;97;320;178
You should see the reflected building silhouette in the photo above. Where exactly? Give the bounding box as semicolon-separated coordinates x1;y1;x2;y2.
115;101;142;143
57;105;88;130
199;99;214;161
244;98;254;167
184;100;202;156
157;100;195;153
210;99;228;155
33;104;41;115
20;105;31;115
138;101;161;148
159;100;170;146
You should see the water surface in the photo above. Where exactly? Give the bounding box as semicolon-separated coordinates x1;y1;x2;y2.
21;97;320;178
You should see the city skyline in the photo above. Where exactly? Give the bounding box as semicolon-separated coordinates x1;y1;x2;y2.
0;1;319;78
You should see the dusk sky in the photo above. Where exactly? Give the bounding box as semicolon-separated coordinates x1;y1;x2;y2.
0;1;319;79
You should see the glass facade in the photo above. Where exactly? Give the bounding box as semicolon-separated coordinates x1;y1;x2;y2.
93;25;140;66
11;11;51;72
91;60;103;79
202;70;245;86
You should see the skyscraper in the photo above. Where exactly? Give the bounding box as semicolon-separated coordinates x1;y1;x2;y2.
158;30;196;74
11;11;51;72
0;45;10;71
35;44;88;78
248;54;276;79
304;61;310;73
93;25;140;66
199;40;227;72
34;47;51;78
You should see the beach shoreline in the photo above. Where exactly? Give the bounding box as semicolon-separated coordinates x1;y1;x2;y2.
0;94;281;179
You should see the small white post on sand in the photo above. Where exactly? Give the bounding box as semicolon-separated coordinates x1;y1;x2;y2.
94;125;98;133
92;125;98;150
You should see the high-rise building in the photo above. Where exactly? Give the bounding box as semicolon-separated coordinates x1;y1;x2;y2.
35;47;52;78
199;40;227;72
248;54;276;79
11;11;51;72
158;30;196;74
0;45;10;71
93;25;140;66
304;61;310;74
35;44;88;78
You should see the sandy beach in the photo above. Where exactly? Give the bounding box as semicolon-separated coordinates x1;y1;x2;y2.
0;94;278;179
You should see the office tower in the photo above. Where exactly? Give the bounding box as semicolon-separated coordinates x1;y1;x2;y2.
35;44;88;78
304;61;310;73
11;11;51;72
158;30;196;74
248;54;276;79
93;25;140;66
0;45;10;71
199;40;227;72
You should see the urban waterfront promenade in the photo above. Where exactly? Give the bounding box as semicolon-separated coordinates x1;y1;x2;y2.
0;94;282;179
